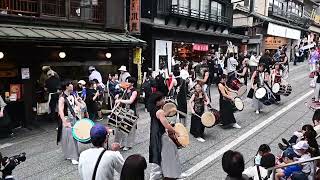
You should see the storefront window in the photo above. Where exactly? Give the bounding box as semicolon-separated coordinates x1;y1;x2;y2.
200;0;209;19
179;0;189;8
191;0;200;17
211;1;222;21
172;0;178;5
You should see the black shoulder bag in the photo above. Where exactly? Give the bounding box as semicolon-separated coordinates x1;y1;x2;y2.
92;148;107;180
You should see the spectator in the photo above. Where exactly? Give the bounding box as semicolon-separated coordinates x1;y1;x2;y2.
293;141;312;175
273;46;282;62
141;69;156;112
45;70;61;122
279;124;315;150
88;66;104;89
119;66;131;83
248;52;259;77
108;73;120;108
275;150;302;180
79;123;124;180
226;52;239;84
309;47;319;72
85;80;100;121
243;153;275;180
222;150;250;180
259;50;272;74
0;94;13;138
120;154;147;180
77;80;87;101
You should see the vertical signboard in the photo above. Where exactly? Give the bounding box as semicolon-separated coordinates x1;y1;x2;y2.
129;0;141;34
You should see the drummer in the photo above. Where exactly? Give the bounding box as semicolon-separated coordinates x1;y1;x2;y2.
189;83;210;142
218;74;241;129
251;63;270;114
114;77;138;151
271;63;282;103
148;92;182;180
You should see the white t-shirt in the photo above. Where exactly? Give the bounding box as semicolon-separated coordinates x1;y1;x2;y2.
89;70;105;88
243;166;269;180
298;153;312;174
78;148;124;180
227;57;238;73
249;55;259;67
180;69;189;80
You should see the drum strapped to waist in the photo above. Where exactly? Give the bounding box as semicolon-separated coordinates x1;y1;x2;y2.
272;82;292;96
255;86;276;106
168;123;189;149
228;78;247;97
72;118;95;143
107;105;138;134
199;106;220;128
232;97;244;111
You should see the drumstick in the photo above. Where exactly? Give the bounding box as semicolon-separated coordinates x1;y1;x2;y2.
192;113;201;118
176;110;188;117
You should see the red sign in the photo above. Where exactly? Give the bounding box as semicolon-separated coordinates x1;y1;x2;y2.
193;44;209;51
129;0;140;34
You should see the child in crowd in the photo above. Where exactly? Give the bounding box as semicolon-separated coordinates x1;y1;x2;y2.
275;151;302;180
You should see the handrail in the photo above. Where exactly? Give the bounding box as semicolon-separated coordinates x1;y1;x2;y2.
266;156;320;180
267;156;320;170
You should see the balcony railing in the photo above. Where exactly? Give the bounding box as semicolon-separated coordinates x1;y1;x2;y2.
268;5;305;26
171;5;232;26
0;0;104;23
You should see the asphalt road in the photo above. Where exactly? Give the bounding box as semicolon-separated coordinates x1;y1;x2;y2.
0;61;316;180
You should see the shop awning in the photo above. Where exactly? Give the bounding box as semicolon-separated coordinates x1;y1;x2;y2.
0;24;146;47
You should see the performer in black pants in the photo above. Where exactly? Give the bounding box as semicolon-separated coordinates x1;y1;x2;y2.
218;74;241;129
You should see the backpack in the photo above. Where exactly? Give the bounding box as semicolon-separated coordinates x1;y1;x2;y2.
155;73;168;95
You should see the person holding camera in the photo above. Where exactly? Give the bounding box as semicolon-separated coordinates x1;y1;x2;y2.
78;123;124;180
0;152;26;180
0;95;13;138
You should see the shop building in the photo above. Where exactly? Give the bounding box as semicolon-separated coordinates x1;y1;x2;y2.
0;0;145;128
140;0;248;72
232;0;311;57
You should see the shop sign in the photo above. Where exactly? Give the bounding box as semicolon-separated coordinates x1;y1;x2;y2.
129;0;140;34
193;44;208;51
133;48;142;64
21;68;30;80
311;9;320;25
267;23;301;40
264;37;288;49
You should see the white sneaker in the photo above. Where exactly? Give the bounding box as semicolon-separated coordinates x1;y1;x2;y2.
232;123;241;129
122;147;131;151
71;159;79;165
196;137;205;142
255;110;260;114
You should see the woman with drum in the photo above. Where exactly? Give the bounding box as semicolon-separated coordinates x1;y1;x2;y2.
189;83;210;142
218;74;241;129
251;63;270;114
115;77;138;151
271;63;282;102
148;92;182;180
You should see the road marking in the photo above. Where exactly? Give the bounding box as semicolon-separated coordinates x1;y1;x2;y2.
0;143;14;149
181;89;313;177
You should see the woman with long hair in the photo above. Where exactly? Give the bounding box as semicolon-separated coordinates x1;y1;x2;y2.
189;83;210;142
218;74;241;129
120;154;147;180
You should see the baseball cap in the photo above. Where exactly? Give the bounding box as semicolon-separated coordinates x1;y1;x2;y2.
293;141;309;150
282;150;295;159
90;123;108;141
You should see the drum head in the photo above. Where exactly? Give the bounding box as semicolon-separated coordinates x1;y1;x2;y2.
255;88;267;99
163;101;177;117
237;85;247;97
201;112;216;127
234;97;244;111
174;123;189;147
272;83;280;93
72;118;95;143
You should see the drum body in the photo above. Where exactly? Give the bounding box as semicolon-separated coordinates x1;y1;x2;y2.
255;87;275;106
72;118;95;143
234;97;244;111
283;84;292;96
107;107;123;128
168;123;189;149
272;83;281;94
201;108;220;127
163;99;177;117
119;109;138;134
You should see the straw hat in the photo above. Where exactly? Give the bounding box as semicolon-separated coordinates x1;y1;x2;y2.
42;66;51;71
78;80;86;86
